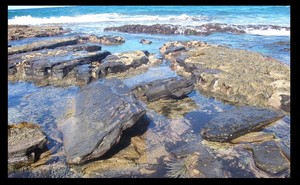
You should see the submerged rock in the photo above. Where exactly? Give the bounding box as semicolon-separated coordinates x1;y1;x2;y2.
8;122;48;169
200;106;284;142
58;79;146;164
252;140;290;175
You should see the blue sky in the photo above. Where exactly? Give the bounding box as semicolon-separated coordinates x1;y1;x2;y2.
8;6;66;10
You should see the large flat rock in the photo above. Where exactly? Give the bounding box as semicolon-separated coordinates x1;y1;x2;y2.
159;41;290;112
200;106;284;142
58;79;146;164
8;25;71;41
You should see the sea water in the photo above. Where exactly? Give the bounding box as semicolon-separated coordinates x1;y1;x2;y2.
7;6;290;178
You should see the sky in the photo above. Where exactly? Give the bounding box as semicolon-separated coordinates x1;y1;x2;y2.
8;6;66;10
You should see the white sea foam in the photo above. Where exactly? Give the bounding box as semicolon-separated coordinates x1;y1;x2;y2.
8;13;290;36
245;28;290;36
8;13;210;25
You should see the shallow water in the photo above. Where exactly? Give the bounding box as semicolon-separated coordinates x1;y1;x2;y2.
8;6;290;178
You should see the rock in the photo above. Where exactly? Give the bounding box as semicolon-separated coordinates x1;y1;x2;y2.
77;34;125;45
8;38;111;85
74;64;92;85
132;76;194;102
166;141;225;178
139;39;152;44
8;37;78;55
58;79;146;164
8;25;71;41
159;40;290;112
104;23;251;36
200;106;284;142
8;122;48;169
94;50;149;78
51;51;111;79
230;132;275;144
252;140;290;174
164;46;186;55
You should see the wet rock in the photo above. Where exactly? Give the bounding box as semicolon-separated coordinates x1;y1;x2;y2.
8;25;71;41
139;39;152;44
8;37;78;55
200;106;284;142
8;39;111;85
74;64;92;85
166;141;225;178
230;132;275;144
160;40;290;112
58;79;146;164
132;76;194;102
164;46;186;55
77;34;125;45
51;51;110;79
8;122;48;169
94;50;149;78
252;140;290;175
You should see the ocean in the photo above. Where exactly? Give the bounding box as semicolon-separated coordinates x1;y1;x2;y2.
8;6;290;178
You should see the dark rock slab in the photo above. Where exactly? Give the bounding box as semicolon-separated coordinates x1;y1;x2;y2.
132;76;194;102
252;140;290;175
200;106;284;142
8;37;78;55
51;51;111;79
164;46;186;55
58;79;146;164
8;122;47;169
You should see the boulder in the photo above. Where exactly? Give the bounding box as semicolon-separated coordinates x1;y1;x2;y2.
139;39;152;44
200;106;284;142
58;79;146;164
8;122;47;169
132;76;194;102
252;140;290;174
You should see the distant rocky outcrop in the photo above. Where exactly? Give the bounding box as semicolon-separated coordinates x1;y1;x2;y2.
8;25;71;41
58;79;146;164
104;23;289;36
159;40;290;112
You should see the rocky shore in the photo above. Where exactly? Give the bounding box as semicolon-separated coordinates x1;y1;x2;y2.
8;25;290;178
104;23;290;36
159;40;290;113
